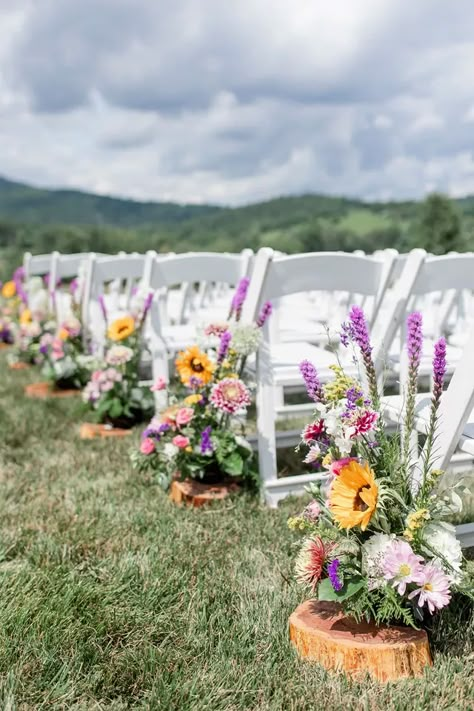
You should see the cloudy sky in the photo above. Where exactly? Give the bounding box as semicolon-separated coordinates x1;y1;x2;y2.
1;0;474;205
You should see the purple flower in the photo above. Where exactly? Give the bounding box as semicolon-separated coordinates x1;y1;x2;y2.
142;291;154;319
407;312;423;369
98;294;107;322
200;426;213;454
13;266;25;284
70;278;79;294
257;301;272;328
342;305;372;355
189;375;203;390
230;277;250;320
141;426;161;439
433;337;446;396
328;559;343;592
299;360;322;402
217;330;232;365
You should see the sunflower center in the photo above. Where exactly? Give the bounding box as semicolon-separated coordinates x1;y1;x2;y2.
398;564;411;577
354;485;370;511
191;359;204;372
118;325;129;334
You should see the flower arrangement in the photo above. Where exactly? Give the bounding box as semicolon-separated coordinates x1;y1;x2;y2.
82;295;154;428
0;266;29;345
289;306;473;628
39;314;93;390
131;279;272;491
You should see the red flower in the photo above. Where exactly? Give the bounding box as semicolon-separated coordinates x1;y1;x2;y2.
295;536;334;592
351;410;379;437
302;420;325;443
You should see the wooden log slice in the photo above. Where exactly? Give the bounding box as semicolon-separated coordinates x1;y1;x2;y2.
289;600;432;682
169;478;240;508
79;423;134;439
9;361;31;370
24;381;80;399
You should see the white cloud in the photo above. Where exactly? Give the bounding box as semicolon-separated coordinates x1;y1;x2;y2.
0;0;474;204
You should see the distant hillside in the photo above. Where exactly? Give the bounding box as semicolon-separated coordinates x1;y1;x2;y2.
0;177;221;227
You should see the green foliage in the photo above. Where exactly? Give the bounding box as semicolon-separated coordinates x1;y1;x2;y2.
411;192;465;254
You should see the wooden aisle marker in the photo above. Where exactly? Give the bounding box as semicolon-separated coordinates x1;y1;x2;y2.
169;478;240;508
79;423;134;439
24;381;80;399
289;600;432;682
9;361;31;370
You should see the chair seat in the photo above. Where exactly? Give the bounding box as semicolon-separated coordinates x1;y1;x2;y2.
382;393;474;456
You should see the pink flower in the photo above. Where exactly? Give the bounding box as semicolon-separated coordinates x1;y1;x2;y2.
350;409;379;437
91;370;103;382
175;407;194;427
303;501;321;522
150;377;167;392
382;540;425;595
302;420;325;443
303;445;321;464
330;457;357;476
172;435;190;449
210;377;251;414
408;562;451;614
140;437;156;455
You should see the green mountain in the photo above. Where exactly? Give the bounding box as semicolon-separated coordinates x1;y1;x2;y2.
0;176;221;226
0;175;471;278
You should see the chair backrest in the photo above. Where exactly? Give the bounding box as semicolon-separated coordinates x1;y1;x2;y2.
149;250;253;333
23;252;53;278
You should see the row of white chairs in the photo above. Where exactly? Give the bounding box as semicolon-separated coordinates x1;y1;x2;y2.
22;248;474;546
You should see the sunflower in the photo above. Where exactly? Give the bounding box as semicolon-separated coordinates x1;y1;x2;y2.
1;281;16;299
107;316;135;341
329;459;378;531
19;308;32;325
175;345;214;386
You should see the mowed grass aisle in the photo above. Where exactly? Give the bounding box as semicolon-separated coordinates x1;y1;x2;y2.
0;356;473;710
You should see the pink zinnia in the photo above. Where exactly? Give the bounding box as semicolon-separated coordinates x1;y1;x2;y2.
330;457;357;476
172;435;190;449
382;540;425;595
176;407;194;427
150;377;167;392
408;562;451;614
210;378;251;414
295;536;334;592
302;420;325;443
140;438;156;455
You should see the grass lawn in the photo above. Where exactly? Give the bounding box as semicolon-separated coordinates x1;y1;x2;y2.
0;354;473;710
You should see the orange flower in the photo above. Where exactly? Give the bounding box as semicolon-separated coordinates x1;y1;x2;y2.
175;345;214;386
58;328;69;340
19;308;32;325
329;460;378;531
1;281;16;299
107;316;135;341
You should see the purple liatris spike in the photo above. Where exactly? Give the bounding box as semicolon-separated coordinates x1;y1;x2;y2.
407;312;423;369
257;301;272;328
299;360;323;402
98;294;107;322
200;426;213;454
433;337;447;399
70;278;79;294
348;305;372;355
142;291;154;318
217;330;232;365
328;559;343;592
230;277;250;320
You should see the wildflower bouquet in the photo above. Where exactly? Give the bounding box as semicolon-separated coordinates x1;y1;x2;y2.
39;314;92;390
82;296;155;428
289;307;473;628
131;278;272;491
0;266;29;345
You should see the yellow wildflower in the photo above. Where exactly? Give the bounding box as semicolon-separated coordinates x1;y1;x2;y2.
323;365;357;402
184;394;202;405
404;508;430;540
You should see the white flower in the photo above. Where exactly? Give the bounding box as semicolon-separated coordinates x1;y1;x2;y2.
362;533;396;590
422;522;463;583
229;323;261;356
106;345;134;366
163;443;179;460
303;445;321;464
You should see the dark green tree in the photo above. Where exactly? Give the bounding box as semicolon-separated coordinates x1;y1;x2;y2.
413;193;464;254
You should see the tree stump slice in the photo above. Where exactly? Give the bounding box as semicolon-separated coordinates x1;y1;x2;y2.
24;381;79;399
9;362;31;371
0;343;11;350
169;478;240;508
289;600;432;682
79;423;134;439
